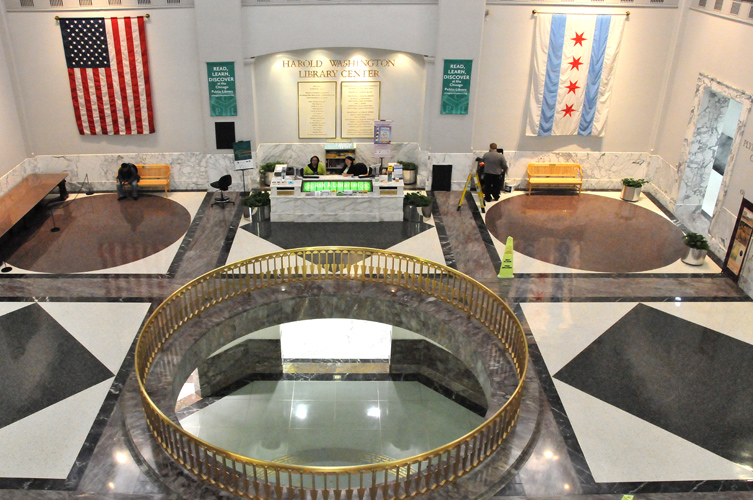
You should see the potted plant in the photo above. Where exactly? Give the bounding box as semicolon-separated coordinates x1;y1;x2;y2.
259;162;283;187
242;191;271;222
400;161;418;185
403;192;434;221
681;232;710;266
621;178;650;202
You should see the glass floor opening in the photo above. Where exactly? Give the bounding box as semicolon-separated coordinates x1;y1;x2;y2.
178;380;485;466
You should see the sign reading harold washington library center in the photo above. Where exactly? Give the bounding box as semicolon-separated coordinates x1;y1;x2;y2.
441;59;472;115
207;62;237;117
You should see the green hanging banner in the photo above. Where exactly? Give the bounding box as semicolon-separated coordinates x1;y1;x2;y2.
207;62;237;116
441;59;473;115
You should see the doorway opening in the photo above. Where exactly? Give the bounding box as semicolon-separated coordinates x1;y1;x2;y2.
701;98;743;217
675;75;752;238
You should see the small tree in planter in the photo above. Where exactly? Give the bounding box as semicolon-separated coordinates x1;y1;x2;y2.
259;162;284;186
681;232;710;266
242;191;271;221
404;192;434;221
400;161;418;185
621;178;650;202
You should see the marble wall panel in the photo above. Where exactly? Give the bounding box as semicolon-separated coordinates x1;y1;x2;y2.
677;88;729;208
0;157;32;197
419;149;431;189
469;150;649;191
391;339;487;408
26;153;231;192
198;339;282;396
428;153;476;191
645;154;679;211
257;142;420;168
708;206;737;259
676;74;753;217
0;147;670;196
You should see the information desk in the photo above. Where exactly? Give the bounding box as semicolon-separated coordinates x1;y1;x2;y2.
270;176;403;222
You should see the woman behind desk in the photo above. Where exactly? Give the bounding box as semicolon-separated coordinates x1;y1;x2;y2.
341;156;369;177
304;156;326;175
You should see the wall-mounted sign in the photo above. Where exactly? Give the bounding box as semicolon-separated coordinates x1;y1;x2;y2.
207;62;237;117
298;82;337;139
441;59;473;115
374;120;392;158
724;198;753;280
233;140;254;171
342;81;381;138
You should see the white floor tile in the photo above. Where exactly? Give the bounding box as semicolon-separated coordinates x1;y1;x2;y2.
554;380;753;482
646;302;753;345
0;303;33;316
522;302;637;374
39;302;150;373
0;378;113;479
226;228;284;265
386;226;446;265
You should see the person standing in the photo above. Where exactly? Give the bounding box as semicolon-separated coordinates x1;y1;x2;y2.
481;143;508;202
116;162;140;200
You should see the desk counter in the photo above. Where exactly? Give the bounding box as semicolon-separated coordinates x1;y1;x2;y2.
270;176;404;222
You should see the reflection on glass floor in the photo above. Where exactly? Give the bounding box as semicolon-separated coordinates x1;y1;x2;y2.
178;380;484;466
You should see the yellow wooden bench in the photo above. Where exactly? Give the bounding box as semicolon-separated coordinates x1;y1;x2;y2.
526;163;583;195
116;164;171;194
135;164;170;193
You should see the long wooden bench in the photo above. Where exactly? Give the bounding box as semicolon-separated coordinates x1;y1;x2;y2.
0;173;68;240
526;163;583;195
116;164;171;194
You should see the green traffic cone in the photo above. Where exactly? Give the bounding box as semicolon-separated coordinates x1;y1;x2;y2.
498;236;514;278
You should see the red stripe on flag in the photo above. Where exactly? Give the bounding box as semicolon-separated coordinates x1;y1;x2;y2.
111;18;132;135
79;70;97;135
138;17;154;133
124;18;144;134
104;68;120;135
91;69;108;134
67;69;85;135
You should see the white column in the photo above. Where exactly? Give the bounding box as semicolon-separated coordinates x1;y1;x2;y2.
425;0;487;154
194;0;249;153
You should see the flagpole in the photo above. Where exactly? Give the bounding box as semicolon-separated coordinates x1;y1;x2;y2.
532;9;630;16
55;13;150;21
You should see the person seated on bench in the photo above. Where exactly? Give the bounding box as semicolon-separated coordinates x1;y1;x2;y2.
481;143;508;202
117;162;140;200
304;156;326;176
341;156;368;177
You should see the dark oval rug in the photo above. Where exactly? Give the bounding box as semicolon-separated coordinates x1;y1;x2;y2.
484;193;687;273
7;194;191;273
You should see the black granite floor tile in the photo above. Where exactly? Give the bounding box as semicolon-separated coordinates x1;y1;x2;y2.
241;220;434;250
555;303;753;468
0;303;114;429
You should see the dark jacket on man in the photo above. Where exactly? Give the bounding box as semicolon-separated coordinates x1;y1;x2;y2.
117;163;140;184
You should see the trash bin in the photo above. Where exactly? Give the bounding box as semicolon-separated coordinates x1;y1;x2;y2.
504;179;516;193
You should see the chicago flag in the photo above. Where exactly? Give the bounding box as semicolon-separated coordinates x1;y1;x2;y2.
527;14;625;136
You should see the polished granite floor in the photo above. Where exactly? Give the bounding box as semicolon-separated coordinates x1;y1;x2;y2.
178;380;484;464
1;188;752;500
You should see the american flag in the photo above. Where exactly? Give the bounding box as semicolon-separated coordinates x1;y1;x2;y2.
59;17;154;135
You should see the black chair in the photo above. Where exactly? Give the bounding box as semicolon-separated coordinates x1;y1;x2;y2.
210;174;235;208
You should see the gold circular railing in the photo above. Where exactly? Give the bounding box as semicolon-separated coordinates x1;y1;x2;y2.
135;248;528;499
